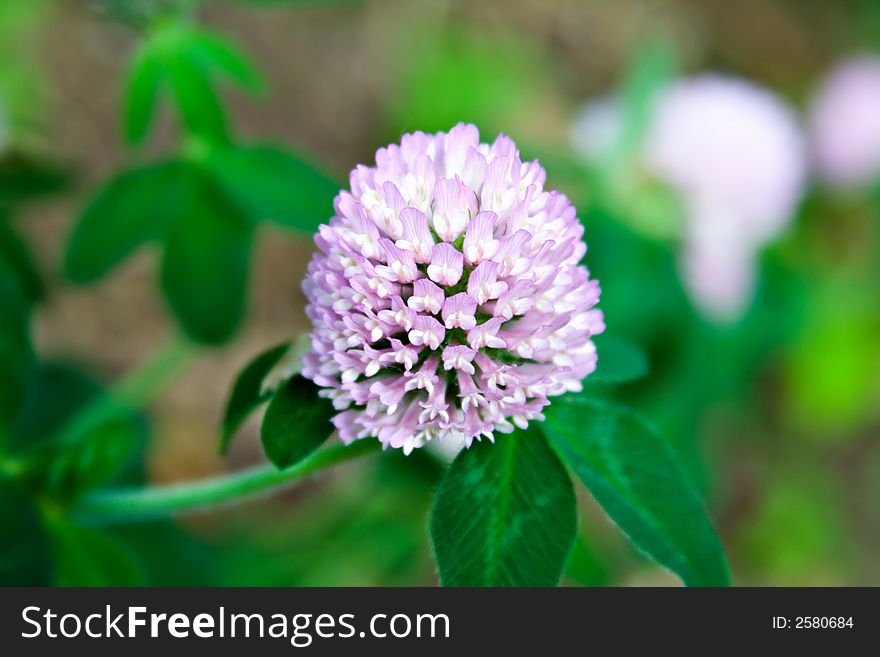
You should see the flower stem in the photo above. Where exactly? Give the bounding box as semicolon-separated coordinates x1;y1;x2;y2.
52;334;194;450
74;440;381;524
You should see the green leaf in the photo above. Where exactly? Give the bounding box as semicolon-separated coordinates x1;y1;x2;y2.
167;48;229;143
589;334;648;384
70;161;254;344
430;426;577;586
123;45;165;145
188;32;265;96
65;161;187;283
221;342;291;454
207;145;338;233
47;518;145;586
159;170;253;344
260;374;334;469
126;23;265;144
0;475;51;586
543;396;730;586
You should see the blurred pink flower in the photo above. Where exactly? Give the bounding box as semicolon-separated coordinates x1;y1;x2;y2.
646;76;806;244
810;55;880;188
572;75;806;321
302;124;604;454
681;213;757;322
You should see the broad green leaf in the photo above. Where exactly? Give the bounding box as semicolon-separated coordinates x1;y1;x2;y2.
123;45;165;145
47;518;145;586
543;396;730;586
160;170;253;344
589;334;648;384
65;161;187;283
207;145;338;233
0;214;44;302
430;426;577;586
221;341;291;453
260;374;334;469
167;50;228;143
188;32;265;96
0;475;51;586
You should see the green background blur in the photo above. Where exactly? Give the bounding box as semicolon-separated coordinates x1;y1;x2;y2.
2;0;879;586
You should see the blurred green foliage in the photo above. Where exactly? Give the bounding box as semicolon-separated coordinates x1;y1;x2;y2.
784;276;880;436
66;18;338;344
0;0;52;137
0;475;52;586
123;21;266;146
0;0;878;587
387;26;559;140
0;360;149;586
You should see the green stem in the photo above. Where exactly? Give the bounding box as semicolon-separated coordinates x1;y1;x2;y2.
75;440;381;524
52;334;195;450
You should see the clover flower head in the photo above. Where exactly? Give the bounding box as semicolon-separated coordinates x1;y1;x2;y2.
302;123;604;453
810;55;880;188
572;75;806;321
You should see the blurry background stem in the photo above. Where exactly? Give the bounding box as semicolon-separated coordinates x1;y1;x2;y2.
50;334;195;451
74;439;381;524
